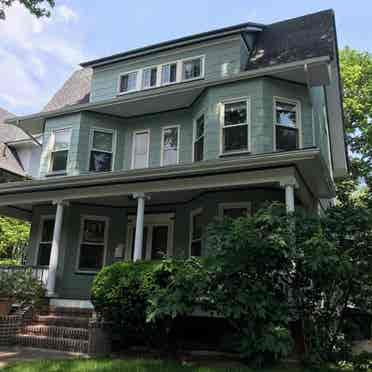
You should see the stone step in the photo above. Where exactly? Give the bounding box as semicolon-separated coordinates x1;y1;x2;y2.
15;334;88;353
24;324;89;340
46;307;93;318
35;315;90;328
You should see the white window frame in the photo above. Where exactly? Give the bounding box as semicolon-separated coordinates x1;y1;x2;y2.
48;127;72;175
181;55;205;82
218;202;252;218
273;96;302;151
88;127;117;172
131;129;150;169
141;64;159;90
34;215;55;266
192;111;205;162
117;69;141;95
189;208;203;257
219;97;251;155
75;215;109;274
160;59;179;87
160;125;180;166
125;213;175;261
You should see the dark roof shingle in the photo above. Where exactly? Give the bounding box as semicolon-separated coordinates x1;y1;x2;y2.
246;9;335;70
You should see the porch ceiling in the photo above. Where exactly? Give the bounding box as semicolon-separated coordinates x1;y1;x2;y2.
0;148;334;221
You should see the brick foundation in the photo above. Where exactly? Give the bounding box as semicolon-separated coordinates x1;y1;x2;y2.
88;320;112;356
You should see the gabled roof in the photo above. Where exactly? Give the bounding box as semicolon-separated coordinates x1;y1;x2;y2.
246;9;335;70
43;68;92;112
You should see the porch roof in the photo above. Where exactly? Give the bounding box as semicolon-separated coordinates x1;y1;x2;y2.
0;148;334;220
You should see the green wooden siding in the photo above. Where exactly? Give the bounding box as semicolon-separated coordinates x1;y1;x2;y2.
90;36;243;103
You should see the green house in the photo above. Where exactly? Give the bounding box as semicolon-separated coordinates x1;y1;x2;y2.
1;9;347;308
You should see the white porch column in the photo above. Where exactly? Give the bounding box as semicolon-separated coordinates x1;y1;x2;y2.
284;184;295;213
133;193;148;261
46;200;68;296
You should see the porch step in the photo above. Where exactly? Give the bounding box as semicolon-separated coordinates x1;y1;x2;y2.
23;324;89;340
35;314;90;328
15;333;88;353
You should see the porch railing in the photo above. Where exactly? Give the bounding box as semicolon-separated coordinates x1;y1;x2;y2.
0;265;49;287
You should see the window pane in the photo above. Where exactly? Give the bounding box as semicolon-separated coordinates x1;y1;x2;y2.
161;63;177;84
194;137;204;162
142;67;157;88
120;72;137;92
92;131;113;152
83;220;105;243
191;240;202;257
134;154;147;169
151;226;168;260
276;101;297;127
192;213;202;240
162;127;178;165
223;125;248;152
41;219;55;242
54;129;71;151
183;58;201;80
51;150;68;172
131;227;148;260
223;208;248;219
276;126;298;151
134;132;148;154
196;115;204;138
90;151;112;172
224;101;247;126
37;243;52;266
79;244;104;270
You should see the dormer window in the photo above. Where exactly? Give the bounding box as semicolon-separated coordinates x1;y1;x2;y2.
119;71;138;93
161;62;177;85
274;98;300;151
182;57;203;81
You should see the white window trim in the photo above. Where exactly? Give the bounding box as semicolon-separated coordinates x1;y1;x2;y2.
273;96;302;151
87;127;117;172
218;202;252;218
219;97;251;155
116;55;205;96
131;129;150;169
192;111;205;162
160;125;180;166
34;215;55;266
75;215;110;274
189;208;203;257
48;126;72;175
125;213;175;261
117;69;141;95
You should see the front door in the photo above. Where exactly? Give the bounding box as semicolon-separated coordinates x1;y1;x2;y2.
126;213;174;260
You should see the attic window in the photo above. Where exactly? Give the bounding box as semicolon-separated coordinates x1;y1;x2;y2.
119;71;138;93
182;57;203;81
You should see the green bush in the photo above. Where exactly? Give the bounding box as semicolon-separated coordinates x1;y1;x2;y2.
352;352;372;372
0;269;45;307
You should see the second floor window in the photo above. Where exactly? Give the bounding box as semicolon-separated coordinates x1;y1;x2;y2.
119;71;138;93
221;99;249;154
161;126;179;166
193;114;205;161
161;62;177;85
89;129;115;172
50;128;71;173
275;98;300;151
132;130;150;169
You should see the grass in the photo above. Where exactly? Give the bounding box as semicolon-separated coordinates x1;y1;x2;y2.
1;358;348;372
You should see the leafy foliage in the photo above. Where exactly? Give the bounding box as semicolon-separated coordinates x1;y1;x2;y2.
0;269;44;307
340;48;372;182
0;217;30;261
0;0;55;20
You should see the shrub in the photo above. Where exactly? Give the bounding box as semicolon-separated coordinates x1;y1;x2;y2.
0;269;44;307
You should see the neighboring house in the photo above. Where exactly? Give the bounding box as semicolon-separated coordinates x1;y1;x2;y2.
0;9;347;307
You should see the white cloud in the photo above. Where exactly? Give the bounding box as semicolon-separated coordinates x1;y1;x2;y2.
0;2;86;114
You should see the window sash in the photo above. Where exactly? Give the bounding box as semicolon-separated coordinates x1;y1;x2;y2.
50;128;71;172
142;67;157;89
161;63;177;85
37;218;55;266
275;125;299;151
275;100;298;127
133;131;149;169
161;127;179;166
222;124;248;153
89;130;114;172
190;210;203;257
182;57;202;80
119;71;138;93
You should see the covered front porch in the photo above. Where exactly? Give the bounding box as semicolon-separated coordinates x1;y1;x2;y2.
0;149;334;302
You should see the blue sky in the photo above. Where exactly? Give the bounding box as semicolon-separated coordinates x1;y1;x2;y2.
0;0;371;115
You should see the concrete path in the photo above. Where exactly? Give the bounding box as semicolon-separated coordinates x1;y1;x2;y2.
0;346;88;368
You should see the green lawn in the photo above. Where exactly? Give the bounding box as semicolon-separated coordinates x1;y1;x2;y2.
1;358;348;372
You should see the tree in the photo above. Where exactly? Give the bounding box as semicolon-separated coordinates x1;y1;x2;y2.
340;47;372;182
0;0;55;20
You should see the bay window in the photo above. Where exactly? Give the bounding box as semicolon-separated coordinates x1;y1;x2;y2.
221;99;250;154
50;128;71;173
89;129;115;172
274;98;300;151
161;126;179;166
